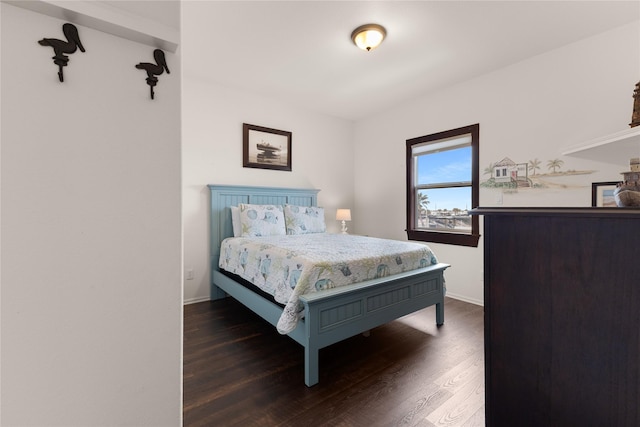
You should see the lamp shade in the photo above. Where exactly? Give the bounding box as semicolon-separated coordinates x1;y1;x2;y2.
336;209;352;221
351;24;386;51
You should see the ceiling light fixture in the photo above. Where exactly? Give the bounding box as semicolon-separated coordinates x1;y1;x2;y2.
351;23;386;52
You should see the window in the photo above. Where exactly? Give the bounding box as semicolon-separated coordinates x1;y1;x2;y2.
406;124;480;247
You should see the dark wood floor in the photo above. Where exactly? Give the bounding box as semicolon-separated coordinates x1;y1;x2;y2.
183;297;484;426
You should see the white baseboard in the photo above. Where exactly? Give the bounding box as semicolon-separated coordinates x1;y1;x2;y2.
446;292;484;307
183;296;211;305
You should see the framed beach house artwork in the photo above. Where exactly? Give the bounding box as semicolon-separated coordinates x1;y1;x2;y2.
243;123;292;171
591;181;619;207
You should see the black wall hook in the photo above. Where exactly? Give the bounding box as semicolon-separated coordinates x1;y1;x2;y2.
38;23;85;82
135;49;170;100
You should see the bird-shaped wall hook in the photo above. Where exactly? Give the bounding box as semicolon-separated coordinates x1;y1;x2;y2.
38;23;85;82
135;49;170;100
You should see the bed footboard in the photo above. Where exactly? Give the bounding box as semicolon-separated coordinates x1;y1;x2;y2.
299;262;449;386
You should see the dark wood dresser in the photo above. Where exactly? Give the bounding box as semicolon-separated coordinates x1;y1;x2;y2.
471;207;640;427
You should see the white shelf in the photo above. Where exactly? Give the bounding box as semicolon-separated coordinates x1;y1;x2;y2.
562;127;640;167
5;0;179;52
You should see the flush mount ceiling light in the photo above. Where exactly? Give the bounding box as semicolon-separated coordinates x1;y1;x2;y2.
351;23;386;51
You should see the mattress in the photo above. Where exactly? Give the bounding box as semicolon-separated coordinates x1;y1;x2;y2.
219;233;438;334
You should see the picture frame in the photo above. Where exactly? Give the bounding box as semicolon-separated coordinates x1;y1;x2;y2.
591;181;619;207
243;123;292;171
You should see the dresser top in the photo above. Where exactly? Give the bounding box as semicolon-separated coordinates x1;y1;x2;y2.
470;207;640;218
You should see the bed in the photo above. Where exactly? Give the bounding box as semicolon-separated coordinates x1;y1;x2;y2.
209;184;450;386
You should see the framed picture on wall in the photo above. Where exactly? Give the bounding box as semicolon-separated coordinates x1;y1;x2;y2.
591;181;619;207
242;123;292;171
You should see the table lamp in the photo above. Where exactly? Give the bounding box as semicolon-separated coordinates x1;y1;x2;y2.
336;209;351;234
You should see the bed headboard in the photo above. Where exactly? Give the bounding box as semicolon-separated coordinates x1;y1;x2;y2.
208;184;320;274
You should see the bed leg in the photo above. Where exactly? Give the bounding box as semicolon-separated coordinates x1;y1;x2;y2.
304;345;319;387
436;301;444;326
211;284;227;300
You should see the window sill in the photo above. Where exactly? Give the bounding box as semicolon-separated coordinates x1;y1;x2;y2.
406;229;480;247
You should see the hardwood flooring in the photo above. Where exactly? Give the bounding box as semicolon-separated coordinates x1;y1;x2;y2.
183;297;484;426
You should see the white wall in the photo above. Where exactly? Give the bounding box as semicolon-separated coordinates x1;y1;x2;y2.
182;74;354;302
354;21;640;305
0;3;182;425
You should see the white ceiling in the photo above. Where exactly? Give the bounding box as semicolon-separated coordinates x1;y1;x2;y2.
116;1;640;121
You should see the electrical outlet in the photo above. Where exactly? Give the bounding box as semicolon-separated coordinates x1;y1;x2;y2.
186;268;194;280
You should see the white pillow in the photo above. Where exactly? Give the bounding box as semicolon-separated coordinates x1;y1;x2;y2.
284;204;326;235
230;206;241;237
238;204;286;237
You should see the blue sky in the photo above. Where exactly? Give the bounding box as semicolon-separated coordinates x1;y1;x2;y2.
417;146;471;211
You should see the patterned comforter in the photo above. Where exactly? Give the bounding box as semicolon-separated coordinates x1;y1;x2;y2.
218;233;439;334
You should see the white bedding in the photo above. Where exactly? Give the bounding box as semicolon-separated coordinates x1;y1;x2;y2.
219;233;439;334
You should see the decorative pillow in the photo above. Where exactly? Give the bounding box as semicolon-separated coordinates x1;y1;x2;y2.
230;206;241;237
238;204;286;237
284;204;326;235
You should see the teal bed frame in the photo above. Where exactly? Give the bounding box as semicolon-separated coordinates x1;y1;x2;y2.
209;184;450;386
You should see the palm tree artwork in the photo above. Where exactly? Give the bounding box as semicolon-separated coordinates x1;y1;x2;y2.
484;162;496;178
547;158;564;174
528;158;541;175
